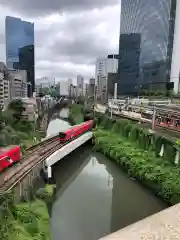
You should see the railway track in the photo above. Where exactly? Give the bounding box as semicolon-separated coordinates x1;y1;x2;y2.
113;114;180;139
0;135;60;194
0;130;92;194
23;135;58;157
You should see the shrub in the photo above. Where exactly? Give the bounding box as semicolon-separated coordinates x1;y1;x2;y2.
69;103;84;124
94;129;180;205
97;116;179;164
94;116;180;204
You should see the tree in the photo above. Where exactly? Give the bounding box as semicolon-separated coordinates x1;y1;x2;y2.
0;109;4;131
8;99;25;122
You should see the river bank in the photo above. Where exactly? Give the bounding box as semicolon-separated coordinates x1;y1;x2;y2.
94;116;180;205
0;185;54;240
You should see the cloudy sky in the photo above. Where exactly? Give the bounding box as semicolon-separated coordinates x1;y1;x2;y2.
0;1;120;83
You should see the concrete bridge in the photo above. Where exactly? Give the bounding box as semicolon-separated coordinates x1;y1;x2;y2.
42;131;93;180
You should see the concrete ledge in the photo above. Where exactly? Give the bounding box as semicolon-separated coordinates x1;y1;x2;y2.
100;204;180;239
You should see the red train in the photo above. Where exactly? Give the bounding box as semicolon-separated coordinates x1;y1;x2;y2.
0;145;21;172
155;116;180;132
57;120;94;142
0;120;94;172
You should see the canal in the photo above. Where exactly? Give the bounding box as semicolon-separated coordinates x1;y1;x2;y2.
47;111;167;240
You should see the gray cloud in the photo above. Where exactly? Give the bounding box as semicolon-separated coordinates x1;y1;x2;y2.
0;3;120;81
35;8;119;67
1;0;119;16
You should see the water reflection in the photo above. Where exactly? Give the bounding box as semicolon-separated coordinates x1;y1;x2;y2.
51;146;167;240
46;108;71;137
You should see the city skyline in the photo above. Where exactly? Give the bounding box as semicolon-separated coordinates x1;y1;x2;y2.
0;2;120;81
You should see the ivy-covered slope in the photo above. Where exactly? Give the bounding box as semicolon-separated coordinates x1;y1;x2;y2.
94;117;180;205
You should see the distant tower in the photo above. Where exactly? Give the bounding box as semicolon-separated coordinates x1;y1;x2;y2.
5;16;35;97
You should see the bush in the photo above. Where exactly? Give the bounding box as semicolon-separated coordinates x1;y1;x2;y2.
69;103;84;124
94;117;180;205
0;185;53;240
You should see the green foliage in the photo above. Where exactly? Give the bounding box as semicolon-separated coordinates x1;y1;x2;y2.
8;99;25;123
0;99;38;148
0;185;53;240
94;129;180;204
94;117;180;204
98;116;178;163
69;103;84;124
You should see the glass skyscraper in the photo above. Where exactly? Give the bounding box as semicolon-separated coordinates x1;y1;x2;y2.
5;16;35;96
118;0;176;95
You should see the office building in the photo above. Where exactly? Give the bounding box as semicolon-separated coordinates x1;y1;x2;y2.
0;62;11;109
68;78;73;86
89;78;95;97
36;77;55;89
77;75;84;96
170;1;180;94
107;73;118;98
5;16;35;97
9;69;28;98
21;97;37;122
95;56;118;102
58;80;69;96
0;72;10;109
118;0;177;95
118;33;141;95
77;75;84;88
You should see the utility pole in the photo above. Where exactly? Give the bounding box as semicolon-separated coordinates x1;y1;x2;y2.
93;86;96;120
152;105;156;130
110;105;113;119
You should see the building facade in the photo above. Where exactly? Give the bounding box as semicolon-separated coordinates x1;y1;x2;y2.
77;75;84;88
58;80;69;96
0;62;11;109
9;69;28;99
0;72;10;109
95;56;118;102
89;78;95;97
118;33;141;95
21;97;37;122
36;77;55;89
5;16;35;97
118;0;177;95
170;1;180;93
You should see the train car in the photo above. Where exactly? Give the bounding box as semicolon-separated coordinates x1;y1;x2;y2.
0;145;21;172
155;115;180;132
58;120;94;143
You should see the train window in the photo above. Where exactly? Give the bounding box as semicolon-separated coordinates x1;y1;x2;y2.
59;132;66;138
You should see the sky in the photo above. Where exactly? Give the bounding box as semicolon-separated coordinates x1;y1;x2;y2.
0;1;120;83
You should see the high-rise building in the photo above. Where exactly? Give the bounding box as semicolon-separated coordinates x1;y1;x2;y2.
68;78;73;86
118;0;177;95
118;33;141;95
8;69;28;98
0;73;10;109
5;16;35;97
77;75;84;89
89;78;95;97
95;56;118;102
77;75;84;97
